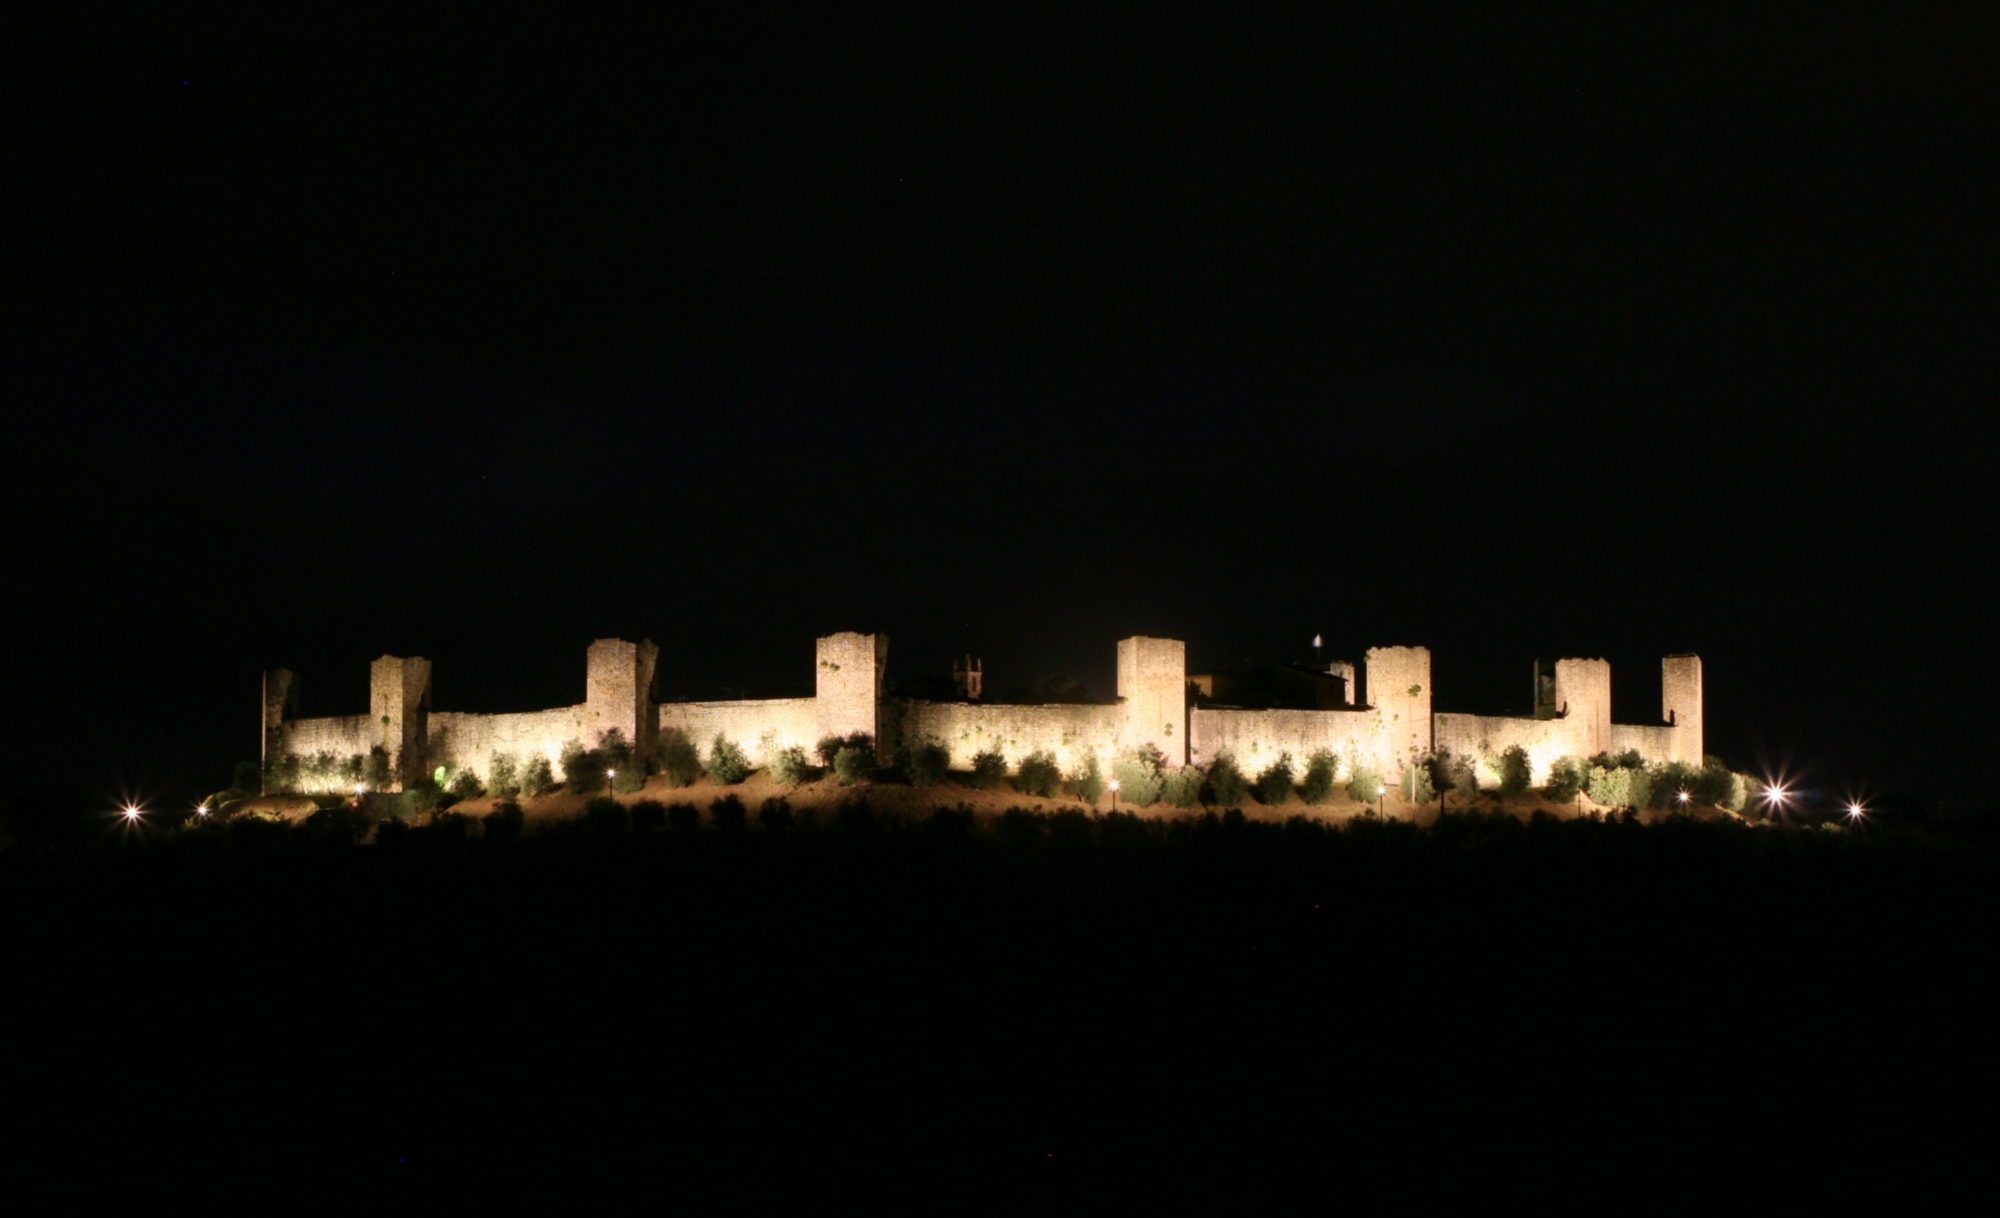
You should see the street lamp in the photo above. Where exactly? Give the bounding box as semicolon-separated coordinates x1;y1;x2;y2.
1845;801;1867;822
606;768;617;795
1376;784;1386;819
121;805;143;823
1675;789;1690;813
1108;778;1120;811
1764;784;1788;821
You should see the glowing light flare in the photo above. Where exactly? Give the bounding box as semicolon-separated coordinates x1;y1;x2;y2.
1675;789;1690;805
1107;779;1120;792
196;804;210;817
1846;802;1867;821
121;805;143;822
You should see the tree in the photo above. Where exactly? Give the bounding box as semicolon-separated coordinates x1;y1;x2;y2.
1017;750;1062;799
1253;753;1295;806
1300;750;1339;805
707;735;750;785
1208;752;1250;807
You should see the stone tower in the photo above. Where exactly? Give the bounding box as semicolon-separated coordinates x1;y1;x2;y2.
585;638;661;763
1662;654;1703;766
817;632;888;759
1364;646;1432;778
369;655;433;790
260;668;298;793
1117;636;1187;767
1553;658;1613;757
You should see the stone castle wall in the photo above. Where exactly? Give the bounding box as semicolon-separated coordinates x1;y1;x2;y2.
264;633;1705;795
896;700;1126;772
659;698;819;768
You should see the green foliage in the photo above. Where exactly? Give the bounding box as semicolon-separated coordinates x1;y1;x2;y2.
560;741;607;795
1300;749;1339;805
1208;752;1249;808
363;749;392;792
902;740;950;787
520;754;555;798
1587;764;1652;810
1071;753;1105;804
1112;748;1165;807
655;730;704;787
1346;765;1382;804
1544;756;1586;802
584;796;628;833
1648;760;1702;809
1691;759;1741;808
448;768;484;801
599;729;638;791
833;746;871;786
769;745;813;787
815;733;874;767
707;735;750;786
758;797;795;832
488;753;521;798
1254;753;1295;806
1427;752;1476;802
231;760;262;796
1016;750;1062;799
711;794;748;830
1400;763;1435;805
1498;745;1532;798
1162;767;1205;809
970;748;1008;791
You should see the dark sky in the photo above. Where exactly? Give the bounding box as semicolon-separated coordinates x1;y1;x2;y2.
9;5;1996;812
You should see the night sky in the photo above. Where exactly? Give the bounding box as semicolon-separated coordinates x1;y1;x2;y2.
10;6;1996;813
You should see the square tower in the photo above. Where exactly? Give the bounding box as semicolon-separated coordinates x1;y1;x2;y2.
586;638;661;761
817;632;888;759
1117;636;1187;767
1364;646;1432;776
1662;654;1703;766
261;668;297;792
1553;658;1612;757
369;655;433;790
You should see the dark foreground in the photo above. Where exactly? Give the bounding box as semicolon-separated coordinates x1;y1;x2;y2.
9;809;1997;1211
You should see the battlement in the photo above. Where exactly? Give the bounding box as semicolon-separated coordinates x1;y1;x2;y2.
261;633;1704;797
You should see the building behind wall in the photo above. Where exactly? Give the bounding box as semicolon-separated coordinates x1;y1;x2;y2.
262;630;1705;795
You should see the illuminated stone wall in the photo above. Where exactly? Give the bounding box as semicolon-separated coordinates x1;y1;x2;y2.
1189;707;1380;776
1662;654;1703;765
816;632;887;757
262;635;1706;795
895;700;1126;772
1117;636;1188;766
658;698;819;767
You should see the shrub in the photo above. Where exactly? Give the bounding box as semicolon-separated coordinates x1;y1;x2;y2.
769;745;813;787
758;797;795;832
1498;745;1532;798
1112;749;1165;807
561;742;607;795
970;748;1008;791
1253;753;1295;806
1426;752;1476;803
231;760;262;796
1300;750;1339;805
1069;753;1105;804
264;752;301;793
707;735;750;785
1346;765;1381;804
1208;752;1249;808
630;799;667;832
363;749;392;792
1162;767;1204;809
1587;764;1651;810
1648;760;1703;809
667;802;701;832
1400;763;1436;805
1691;759;1739;808
656;731;704;787
1545;756;1586;802
448;768;484;802
584;796;628;833
599;729;641;792
488;753;521;798
816;733;875;767
711;794;748;831
520;754;555;798
833;746;872;786
902;740;950;787
1015;750;1063;799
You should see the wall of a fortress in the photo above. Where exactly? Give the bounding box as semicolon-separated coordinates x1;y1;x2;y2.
1188;707;1383;777
1432;713;1585;786
1610;723;1676;761
428;707;593;781
277;715;376;762
896;700;1127;772
659;698;819;768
